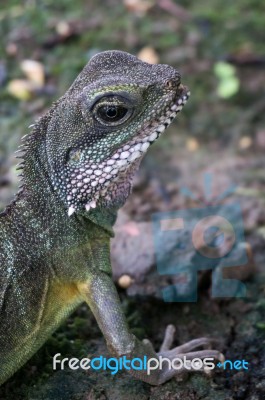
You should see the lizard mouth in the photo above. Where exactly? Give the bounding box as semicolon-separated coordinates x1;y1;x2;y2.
131;85;190;147
99;86;190;175
67;86;190;216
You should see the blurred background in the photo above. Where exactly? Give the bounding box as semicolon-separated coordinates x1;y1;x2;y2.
0;1;265;399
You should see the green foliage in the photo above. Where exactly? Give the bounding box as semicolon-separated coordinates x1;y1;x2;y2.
214;61;240;98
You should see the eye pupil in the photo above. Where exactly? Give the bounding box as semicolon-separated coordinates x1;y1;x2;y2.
106;106;118;118
97;104;128;123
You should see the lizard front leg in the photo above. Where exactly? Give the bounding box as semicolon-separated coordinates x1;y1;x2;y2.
77;244;224;385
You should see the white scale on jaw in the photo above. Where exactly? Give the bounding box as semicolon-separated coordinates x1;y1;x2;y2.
67;91;190;217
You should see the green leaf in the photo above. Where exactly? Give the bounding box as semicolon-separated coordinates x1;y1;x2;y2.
256;322;265;330
217;76;240;98
214;61;236;78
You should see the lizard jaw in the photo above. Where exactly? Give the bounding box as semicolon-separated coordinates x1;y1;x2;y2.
67;87;190;217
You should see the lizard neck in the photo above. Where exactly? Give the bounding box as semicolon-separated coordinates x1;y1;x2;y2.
19;123;63;218
8;122;117;236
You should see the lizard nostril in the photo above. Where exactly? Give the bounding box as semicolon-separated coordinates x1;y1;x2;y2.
165;77;181;90
165;80;174;89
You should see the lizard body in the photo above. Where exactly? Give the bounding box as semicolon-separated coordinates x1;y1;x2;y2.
0;51;222;385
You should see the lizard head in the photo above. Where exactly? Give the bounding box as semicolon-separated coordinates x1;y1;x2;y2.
45;50;190;216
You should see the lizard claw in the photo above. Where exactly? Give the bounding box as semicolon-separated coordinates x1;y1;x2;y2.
159;324;176;352
157;325;224;375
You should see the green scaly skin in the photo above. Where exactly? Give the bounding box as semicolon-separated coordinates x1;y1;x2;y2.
0;51;223;385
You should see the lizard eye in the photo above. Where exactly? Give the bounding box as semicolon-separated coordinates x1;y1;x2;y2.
97;105;128;122
91;94;134;126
